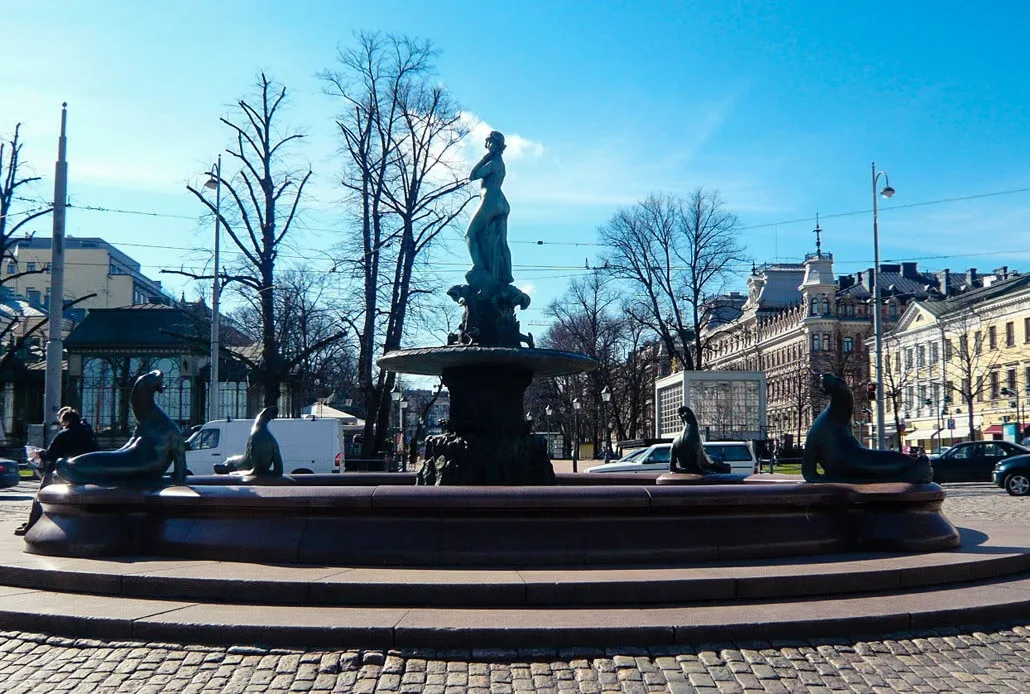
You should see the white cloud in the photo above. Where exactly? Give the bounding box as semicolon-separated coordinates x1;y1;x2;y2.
518;281;537;298
459;112;546;161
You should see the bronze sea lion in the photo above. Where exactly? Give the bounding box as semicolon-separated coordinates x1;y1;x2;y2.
670;406;731;475
226;406;284;479
56;370;186;485
803;374;932;484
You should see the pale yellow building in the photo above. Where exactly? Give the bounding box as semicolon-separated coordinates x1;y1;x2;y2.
4;236;167;312
878;270;1030;450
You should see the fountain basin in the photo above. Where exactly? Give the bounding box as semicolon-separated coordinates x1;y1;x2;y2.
24;476;959;566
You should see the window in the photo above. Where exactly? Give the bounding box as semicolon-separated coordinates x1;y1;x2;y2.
812;334;821;351
930;342;939;365
889;303;898;318
989;326;997;350
26;262;36;272
904;349;913;370
822;333;831;351
1025;317;1030;344
26;289;40;305
917;346;925;367
1025;367;1030;393
189;429;220;450
1008;369;1017;392
821;299;830;315
974;332;983;354
959;335;968;356
843;337;853;353
990;371;1000;400
945;339;953;361
4;262;13;274
810;299;818;316
1006;322;1015;347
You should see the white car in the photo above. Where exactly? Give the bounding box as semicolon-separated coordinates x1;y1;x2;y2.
585;441;757;475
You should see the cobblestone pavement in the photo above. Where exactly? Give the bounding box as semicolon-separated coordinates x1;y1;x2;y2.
0;480;1027;693
0;625;1028;693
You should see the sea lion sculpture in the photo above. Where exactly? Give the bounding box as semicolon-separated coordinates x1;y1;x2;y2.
670;406;731;475
224;406;284;479
803;374;933;484
56;370;186;485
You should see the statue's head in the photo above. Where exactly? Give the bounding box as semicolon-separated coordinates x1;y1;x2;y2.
138;369;165;393
486;130;506;153
820;373;847;394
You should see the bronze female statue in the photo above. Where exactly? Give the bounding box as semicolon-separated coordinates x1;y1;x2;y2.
465;130;513;289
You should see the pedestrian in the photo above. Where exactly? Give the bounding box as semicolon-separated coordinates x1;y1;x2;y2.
14;407;99;536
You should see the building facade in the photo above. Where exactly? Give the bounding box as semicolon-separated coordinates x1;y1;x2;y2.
703;251;946;450
877;270;1030;451
4;236;168;312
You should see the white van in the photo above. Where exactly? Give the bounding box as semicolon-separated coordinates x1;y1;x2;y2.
185;417;344;476
585;441;758;475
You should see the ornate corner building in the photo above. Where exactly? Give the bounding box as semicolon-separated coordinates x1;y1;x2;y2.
703;250;948;451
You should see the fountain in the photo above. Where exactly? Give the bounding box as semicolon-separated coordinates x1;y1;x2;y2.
21;131;959;567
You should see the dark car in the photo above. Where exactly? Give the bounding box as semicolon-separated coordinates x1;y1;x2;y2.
993;456;1030;496
930;441;1029;483
0;458;19;488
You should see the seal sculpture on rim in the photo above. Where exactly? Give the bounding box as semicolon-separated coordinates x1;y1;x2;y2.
803;374;933;484
56;370;186;485
223;406;284;479
670;406;731;475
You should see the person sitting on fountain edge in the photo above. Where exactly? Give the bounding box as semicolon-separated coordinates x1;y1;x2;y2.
14;407;99;536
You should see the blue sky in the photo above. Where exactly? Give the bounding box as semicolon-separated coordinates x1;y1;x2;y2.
4;2;1030;337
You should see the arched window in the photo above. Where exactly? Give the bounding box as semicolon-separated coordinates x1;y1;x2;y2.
812;334;821;351
810;298;819;316
823;333;831;351
821;298;830;315
843;337;854;353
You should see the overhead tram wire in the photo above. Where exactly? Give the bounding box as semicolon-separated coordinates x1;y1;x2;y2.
21;186;1030;274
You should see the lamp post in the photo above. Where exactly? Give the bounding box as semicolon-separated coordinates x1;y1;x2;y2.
871;162;896;449
1001;387;1022;444
391;386;403;470
544;405;553;457
203;156;222;422
572;398;582;472
600;386;612;463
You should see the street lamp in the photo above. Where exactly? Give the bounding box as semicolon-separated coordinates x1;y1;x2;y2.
871;162;895;449
1001;387;1022;444
600;386;612;464
204;156;223;422
572;398;582;473
391;386;403;470
544;405;553;457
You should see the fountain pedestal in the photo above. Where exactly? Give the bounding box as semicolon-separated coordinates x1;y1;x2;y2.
378;346;596;485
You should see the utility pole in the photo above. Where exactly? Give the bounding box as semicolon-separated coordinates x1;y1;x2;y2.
43;103;69;443
205;156;222;422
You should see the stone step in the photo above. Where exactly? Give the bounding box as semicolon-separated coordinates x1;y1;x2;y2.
0;568;1029;649
2;521;1028;608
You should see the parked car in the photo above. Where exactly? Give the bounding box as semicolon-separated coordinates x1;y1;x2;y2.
585;441;757;475
993;456;1030;496
0;458;20;488
931;441;1029;483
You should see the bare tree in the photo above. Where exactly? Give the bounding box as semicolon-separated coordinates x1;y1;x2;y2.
879;341;914;452
0;125;56;368
600;189;746;371
180;74;314;408
939;309;1002;441
324;33;472;456
227;270;356;416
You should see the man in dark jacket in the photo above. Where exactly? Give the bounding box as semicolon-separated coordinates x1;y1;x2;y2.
14;407;99;536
